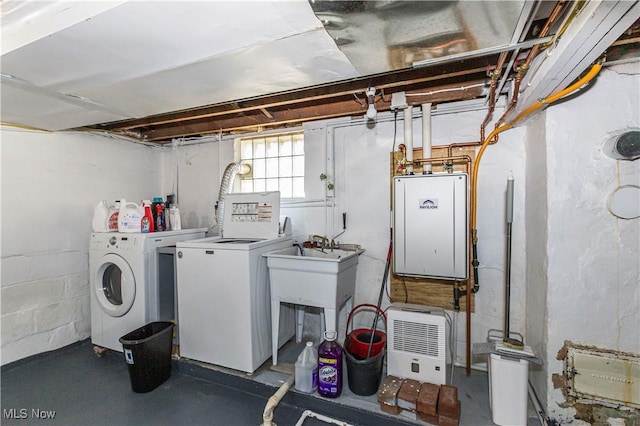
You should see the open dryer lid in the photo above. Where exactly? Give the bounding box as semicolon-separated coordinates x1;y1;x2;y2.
222;192;281;240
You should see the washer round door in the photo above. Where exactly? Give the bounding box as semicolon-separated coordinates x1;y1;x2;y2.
94;253;136;317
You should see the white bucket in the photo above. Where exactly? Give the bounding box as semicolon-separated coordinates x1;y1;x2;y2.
488;353;530;426
118;199;143;233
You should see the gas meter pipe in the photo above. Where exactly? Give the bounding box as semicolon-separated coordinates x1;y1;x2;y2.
471;62;603;232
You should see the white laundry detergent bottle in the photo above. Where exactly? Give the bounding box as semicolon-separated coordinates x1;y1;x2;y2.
295;341;318;393
92;200;109;232
107;201;120;232
169;204;181;231
117;199;143;233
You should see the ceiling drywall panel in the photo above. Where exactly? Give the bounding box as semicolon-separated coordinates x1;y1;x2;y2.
76;28;358;118
0;1;125;55
1;1;326;92
0;84;128;131
1;0;358;129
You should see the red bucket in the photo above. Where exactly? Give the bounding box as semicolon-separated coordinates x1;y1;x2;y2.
346;304;387;359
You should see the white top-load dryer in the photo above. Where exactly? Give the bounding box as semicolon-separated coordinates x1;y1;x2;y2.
176;191;295;373
90;228;207;352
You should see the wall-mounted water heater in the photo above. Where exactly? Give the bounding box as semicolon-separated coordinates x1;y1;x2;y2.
393;173;468;280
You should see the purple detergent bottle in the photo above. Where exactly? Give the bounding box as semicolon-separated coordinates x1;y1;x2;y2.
317;330;342;398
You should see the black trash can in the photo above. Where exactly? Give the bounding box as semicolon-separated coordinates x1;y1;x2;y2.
119;321;175;393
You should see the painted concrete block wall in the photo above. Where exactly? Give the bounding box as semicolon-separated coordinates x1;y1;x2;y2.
1;129;161;365
542;63;640;422
159;138;231;232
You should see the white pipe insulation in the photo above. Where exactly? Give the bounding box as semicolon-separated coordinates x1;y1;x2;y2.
422;103;432;173
261;375;294;426
404;106;413;174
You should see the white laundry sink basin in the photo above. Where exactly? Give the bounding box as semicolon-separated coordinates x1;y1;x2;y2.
263;245;364;309
264;245;364;364
264;246;364;275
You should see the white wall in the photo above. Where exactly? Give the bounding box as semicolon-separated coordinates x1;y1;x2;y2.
159;136;232;232
169;106;528;366
1;64;636;424
540;62;640;423
524;111;550;401
0;129;161;365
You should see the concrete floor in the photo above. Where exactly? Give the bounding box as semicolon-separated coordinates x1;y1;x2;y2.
1;339;542;426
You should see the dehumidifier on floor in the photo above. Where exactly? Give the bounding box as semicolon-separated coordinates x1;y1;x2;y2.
386;303;448;385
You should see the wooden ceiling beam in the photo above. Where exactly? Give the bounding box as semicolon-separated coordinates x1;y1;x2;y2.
141;80;486;142
98;54;500;132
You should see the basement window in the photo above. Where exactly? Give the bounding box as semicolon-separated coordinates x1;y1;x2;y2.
237;132;305;198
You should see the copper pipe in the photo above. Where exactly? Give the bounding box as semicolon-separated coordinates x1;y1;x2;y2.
495;0;567;128
480;51;509;143
413;155;472;175
480;76;497;143
525;0;567;64
468;160;475;376
447;140;482;157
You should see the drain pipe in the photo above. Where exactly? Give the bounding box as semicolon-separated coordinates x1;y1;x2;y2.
261;375;294;426
403;105;414;174
421;103;432;174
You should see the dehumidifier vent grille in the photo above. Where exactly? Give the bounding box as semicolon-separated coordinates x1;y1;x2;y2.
392;319;441;358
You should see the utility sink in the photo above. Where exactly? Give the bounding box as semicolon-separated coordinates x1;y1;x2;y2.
264;245;364;281
263;244;364;365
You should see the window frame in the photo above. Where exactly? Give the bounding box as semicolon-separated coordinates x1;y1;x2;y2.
234;130;306;200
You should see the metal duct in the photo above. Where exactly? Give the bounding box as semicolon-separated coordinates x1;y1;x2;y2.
216;162;251;235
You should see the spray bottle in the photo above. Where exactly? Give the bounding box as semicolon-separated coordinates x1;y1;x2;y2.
152;197;166;231
141;200;155;233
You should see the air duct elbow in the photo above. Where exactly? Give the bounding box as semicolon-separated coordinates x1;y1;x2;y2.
217;162;251;235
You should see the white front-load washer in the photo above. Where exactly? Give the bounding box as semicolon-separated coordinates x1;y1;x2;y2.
90;229;206;352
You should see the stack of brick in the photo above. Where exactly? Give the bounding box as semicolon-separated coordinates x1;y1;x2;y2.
377;376;461;426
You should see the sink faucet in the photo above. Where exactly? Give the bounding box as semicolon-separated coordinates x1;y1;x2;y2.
310;235;329;251
292;242;304;256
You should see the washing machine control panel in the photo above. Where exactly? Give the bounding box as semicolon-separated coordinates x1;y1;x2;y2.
109;236;117;246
